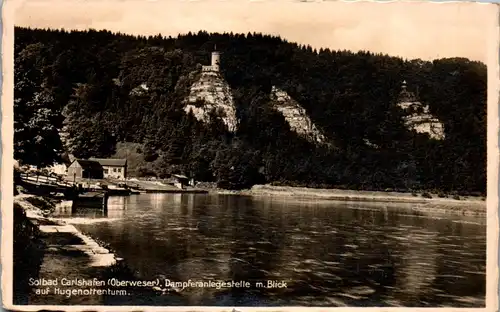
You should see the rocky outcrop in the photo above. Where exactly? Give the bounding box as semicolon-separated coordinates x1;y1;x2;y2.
397;82;445;140
270;86;326;144
129;83;149;96
184;71;238;132
399;106;445;140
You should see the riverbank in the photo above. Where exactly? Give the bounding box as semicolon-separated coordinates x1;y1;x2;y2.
13;194;169;305
212;184;487;216
116;179;209;194
11;188;486;307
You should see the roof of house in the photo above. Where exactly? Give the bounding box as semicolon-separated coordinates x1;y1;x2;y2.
172;174;189;180
89;158;127;167
74;159;103;171
59;153;74;166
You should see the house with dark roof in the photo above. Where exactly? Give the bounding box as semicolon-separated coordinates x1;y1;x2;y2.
171;174;189;189
90;158;127;180
67;159;104;180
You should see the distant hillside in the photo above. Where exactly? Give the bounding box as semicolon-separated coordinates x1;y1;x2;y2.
14;27;487;193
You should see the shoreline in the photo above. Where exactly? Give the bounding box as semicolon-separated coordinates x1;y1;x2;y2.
11;187;485;306
86;177;486;210
209;184;487;216
13;194;169;305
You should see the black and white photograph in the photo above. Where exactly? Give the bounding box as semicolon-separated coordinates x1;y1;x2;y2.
3;0;498;309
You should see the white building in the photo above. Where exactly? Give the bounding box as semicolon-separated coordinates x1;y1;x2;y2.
89;158;128;180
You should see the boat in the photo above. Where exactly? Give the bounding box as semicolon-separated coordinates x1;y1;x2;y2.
100;183;132;196
106;188;132;196
73;191;108;208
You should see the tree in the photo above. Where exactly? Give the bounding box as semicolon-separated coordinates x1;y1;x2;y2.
211;140;264;190
13;26;487;193
14;43;63;167
62;84;116;158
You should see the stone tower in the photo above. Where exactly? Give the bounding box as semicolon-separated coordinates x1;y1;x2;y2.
211;51;220;71
202;46;221;72
185;45;238;132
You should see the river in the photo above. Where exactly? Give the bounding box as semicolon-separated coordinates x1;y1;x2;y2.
52;193;486;307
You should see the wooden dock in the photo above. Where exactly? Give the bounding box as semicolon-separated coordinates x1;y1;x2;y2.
19;173;208;199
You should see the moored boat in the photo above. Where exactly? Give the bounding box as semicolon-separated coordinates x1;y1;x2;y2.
73;191;108;208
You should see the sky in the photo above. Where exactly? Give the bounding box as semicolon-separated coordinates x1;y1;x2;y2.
12;0;498;63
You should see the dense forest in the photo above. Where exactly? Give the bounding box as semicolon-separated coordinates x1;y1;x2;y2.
14;27;487;194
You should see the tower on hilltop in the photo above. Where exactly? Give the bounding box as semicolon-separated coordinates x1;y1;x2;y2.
398;80;416;103
202;45;221;72
211;51;220;70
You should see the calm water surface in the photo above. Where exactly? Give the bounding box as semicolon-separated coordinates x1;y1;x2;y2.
53;194;486;307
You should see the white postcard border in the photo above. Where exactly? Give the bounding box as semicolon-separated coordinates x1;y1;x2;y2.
1;0;499;311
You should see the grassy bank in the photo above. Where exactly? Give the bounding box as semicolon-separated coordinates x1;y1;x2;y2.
250;184;484;202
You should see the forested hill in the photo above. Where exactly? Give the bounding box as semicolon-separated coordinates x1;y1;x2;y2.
14;27;487;194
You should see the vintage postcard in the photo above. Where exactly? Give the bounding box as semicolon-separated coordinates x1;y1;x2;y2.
1;0;499;310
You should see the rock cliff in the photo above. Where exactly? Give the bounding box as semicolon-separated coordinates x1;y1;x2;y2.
397;82;445;140
184;70;238;132
270;86;326;144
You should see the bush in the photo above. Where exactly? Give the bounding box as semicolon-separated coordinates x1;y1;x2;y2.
437;192;447;198
136;166;157;178
411;192;418;197
270;181;286;186
421;192;432;199
453;195;461;200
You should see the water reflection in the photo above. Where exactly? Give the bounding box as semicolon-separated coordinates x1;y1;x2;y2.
70;194;486;307
52;196;128;220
